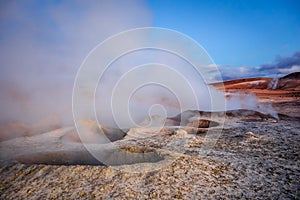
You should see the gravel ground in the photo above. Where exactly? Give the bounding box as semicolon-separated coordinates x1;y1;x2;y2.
0;112;299;199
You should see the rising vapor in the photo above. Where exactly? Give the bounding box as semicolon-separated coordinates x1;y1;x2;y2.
0;0;152;140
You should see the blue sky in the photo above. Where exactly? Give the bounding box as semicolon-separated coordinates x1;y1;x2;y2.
147;0;300;79
0;0;299;82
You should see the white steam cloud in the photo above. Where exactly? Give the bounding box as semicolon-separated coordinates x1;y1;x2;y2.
0;1;277;142
0;0;152;124
0;0;152;140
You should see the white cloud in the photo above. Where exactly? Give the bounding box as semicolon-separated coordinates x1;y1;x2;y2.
278;65;300;74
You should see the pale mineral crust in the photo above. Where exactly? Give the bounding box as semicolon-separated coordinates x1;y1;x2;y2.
0;111;299;199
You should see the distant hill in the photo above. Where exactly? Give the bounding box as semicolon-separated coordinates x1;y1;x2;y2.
280;72;300;80
211;72;300;104
277;72;300;90
212;72;300;91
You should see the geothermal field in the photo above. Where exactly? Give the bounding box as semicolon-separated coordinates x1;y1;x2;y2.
0;72;299;199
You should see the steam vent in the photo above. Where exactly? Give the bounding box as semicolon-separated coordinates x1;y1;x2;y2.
1;0;300;198
1;74;300;199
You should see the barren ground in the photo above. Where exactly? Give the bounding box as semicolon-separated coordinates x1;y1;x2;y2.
0;75;299;199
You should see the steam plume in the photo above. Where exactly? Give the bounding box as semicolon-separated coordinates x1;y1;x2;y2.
0;1;152;125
